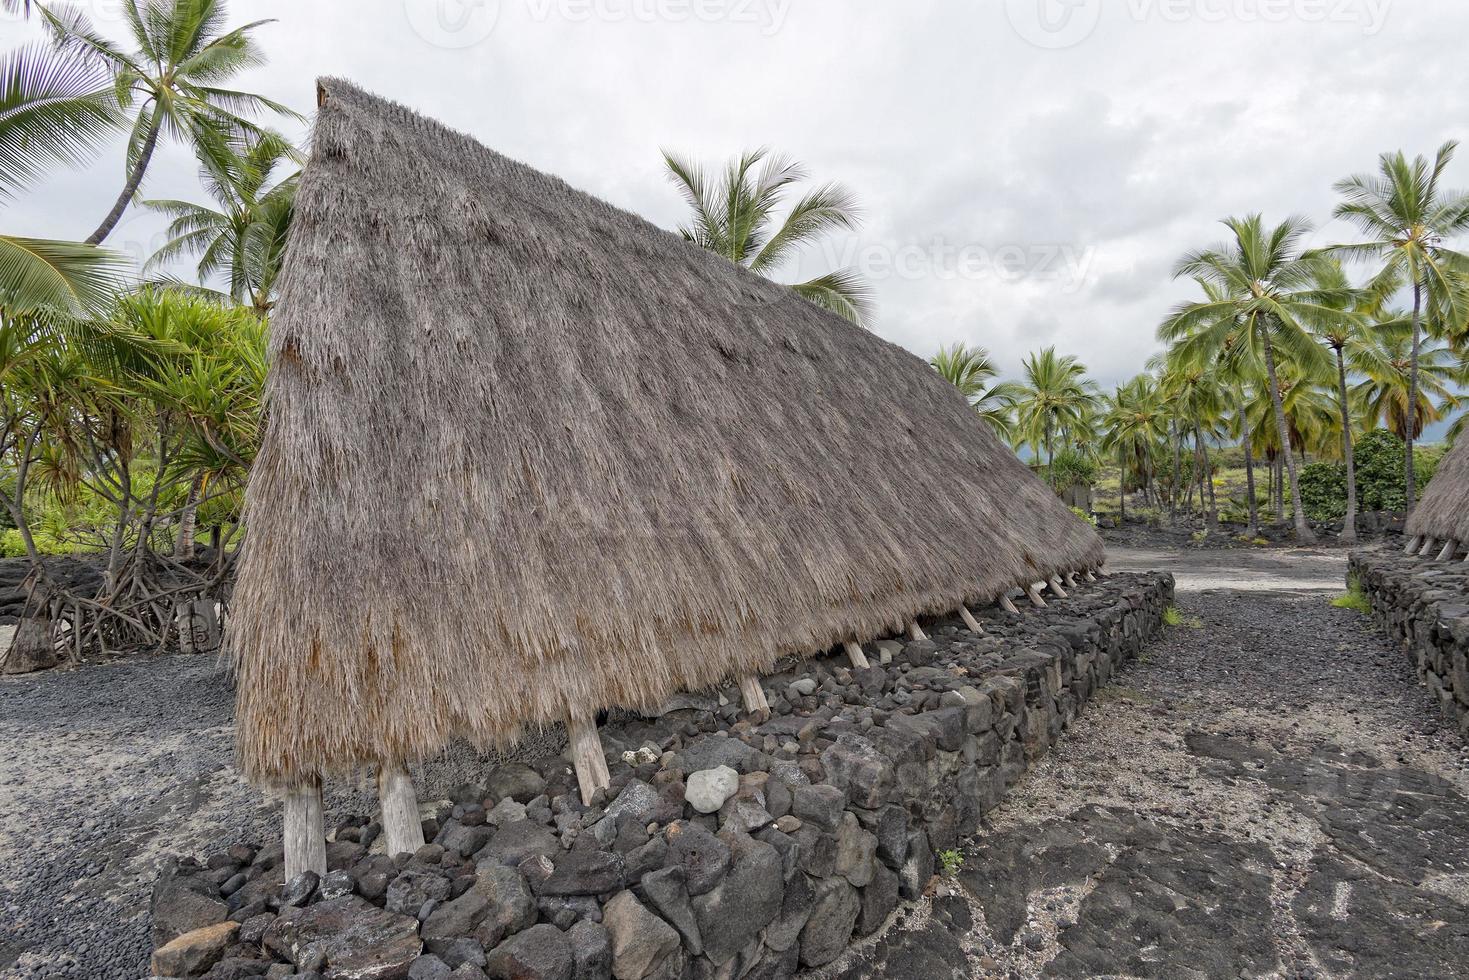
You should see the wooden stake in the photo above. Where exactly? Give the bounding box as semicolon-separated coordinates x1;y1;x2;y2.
907;621;928;641
842;640;870;669
377;762;425;858
1047;576;1068;598
1404;535;1423;555
1085;570;1097;582
1064;572;1078;588
1026;582;1048;608
958;605;984;633
283;780;326;881
999;594;1021;615
1419;537;1438;557
566;707;611;806
1438;539;1459;561
738;674;770;722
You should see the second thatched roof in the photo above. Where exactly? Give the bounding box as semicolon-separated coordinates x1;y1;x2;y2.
229;78;1104;786
1407;436;1469;545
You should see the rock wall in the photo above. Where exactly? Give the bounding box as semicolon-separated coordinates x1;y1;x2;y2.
1350;551;1469;740
149;572;1173;980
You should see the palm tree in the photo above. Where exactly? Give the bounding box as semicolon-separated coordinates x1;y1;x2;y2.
143;129;299;315
929;343;1019;441
39;0;297;245
1163;215;1339;543
1101;374;1165;521
1008;346;1098;479
663;147;871;324
1323;142;1469;513
1302;259;1399;544
0;42;128;317
1352;329;1464;441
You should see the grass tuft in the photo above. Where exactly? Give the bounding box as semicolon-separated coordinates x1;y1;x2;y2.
1332;579;1371;615
1163;605;1204;628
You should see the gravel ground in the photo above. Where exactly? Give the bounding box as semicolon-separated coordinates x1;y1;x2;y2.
0;652;564;979
827;546;1469;978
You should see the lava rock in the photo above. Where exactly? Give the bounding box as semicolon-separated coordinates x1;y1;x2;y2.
603;891;681;980
663;821;731;897
263;897;421;979
691;833;783;966
150;921;238;977
798;877;861;968
484;923;572;980
684;766;740;815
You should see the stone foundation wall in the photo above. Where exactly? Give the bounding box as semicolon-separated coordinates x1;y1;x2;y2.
1350;551;1469;740
149;572;1173;980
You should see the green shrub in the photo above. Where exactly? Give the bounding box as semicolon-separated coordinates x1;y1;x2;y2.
1299;461;1348;522
1069;505;1097;527
1049;449;1099;490
1291;431;1442;521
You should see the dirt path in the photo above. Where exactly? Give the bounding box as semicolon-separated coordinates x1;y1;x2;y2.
832;548;1469;979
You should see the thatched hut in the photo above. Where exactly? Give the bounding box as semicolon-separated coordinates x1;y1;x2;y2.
1405;437;1469;559
230;78;1103;873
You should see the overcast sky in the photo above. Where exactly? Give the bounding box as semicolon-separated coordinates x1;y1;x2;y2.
7;0;1469;396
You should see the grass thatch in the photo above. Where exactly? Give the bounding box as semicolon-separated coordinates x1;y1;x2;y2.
229;78;1104;786
1407;436;1469;545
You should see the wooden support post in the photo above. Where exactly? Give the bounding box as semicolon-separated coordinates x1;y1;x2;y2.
1026;582;1048;608
1064;572;1078;588
1419;537;1438;557
1085;569;1097;582
566;707;611;806
1438;539;1460;561
958;605;984;633
1047;576;1068;598
738;674;771;722
283;779;326;881
999;594;1021;615
842;641;870;669
906;621;928;642
377;761;425;858
1404;535;1423;555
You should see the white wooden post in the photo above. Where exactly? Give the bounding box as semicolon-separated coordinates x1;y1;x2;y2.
1419;537;1438;557
377;762;425;858
1437;539;1459;561
1085;569;1097;582
999;594;1021;615
1404;535;1423;555
738;674;770;722
1064;572;1078;588
842;641;870;669
1047;576;1068;598
906;621;928;641
1026;582;1048;608
567;707;611;806
283;779;326;881
958;605;984;633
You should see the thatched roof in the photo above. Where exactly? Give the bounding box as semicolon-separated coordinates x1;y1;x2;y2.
1407;436;1469;545
229;78;1104;786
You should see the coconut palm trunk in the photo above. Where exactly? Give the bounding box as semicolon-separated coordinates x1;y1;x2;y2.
1197;424;1217;533
86;108;162;245
175;473;204;559
1260;323;1315;542
1333;347;1358;544
1405;278;1422;515
1238;393;1259;537
1169;419;1182;523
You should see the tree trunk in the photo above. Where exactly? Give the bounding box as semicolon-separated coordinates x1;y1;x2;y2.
1262;325;1316;543
1405;278;1422;515
1119;447;1127;520
175;473;203;559
1335;347;1357;545
1197;423;1217;533
1240;394;1259;537
2;578;60;675
1169;419;1181;524
86;109;162;245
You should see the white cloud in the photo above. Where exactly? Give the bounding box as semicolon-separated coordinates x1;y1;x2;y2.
7;0;1468;392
